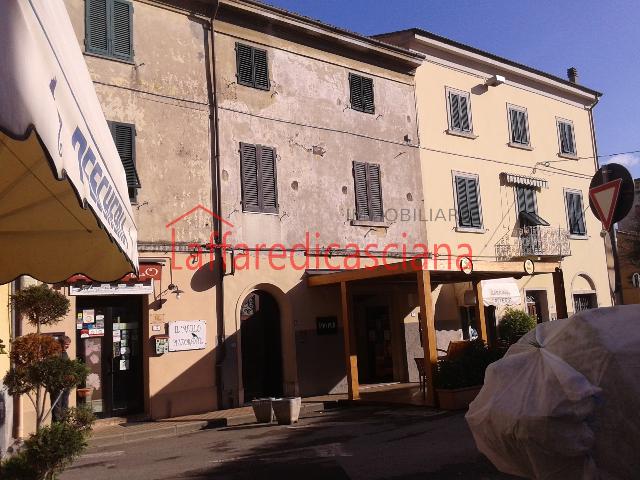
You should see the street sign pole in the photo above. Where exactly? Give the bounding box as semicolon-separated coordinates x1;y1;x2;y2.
589;163;635;306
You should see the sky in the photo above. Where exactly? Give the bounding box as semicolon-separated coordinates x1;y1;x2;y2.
264;0;640;178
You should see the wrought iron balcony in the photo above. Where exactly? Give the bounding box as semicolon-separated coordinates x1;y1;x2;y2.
495;226;571;260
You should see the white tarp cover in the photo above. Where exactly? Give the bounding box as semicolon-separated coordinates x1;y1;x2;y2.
0;0;138;283
466;305;640;479
481;277;522;306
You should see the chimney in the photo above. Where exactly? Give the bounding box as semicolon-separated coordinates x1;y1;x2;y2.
567;67;579;84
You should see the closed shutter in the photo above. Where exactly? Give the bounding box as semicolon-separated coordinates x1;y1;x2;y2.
236;43;254;87
510;109;529;144
349;74;374;114
559;122;575;154
86;0;109;55
109;122;140;201
259;146;278;213
353;161;369;220
516;186;537;214
368;164;383;221
240;143;260;212
253;48;270;90
349;74;364;112
449;92;470;132
111;0;133;60
456;176;481;228
361;77;375;114
566;192;586;235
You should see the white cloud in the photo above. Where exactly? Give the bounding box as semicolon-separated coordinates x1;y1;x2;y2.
602;153;640;168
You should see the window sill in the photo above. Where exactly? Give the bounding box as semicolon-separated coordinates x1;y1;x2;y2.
569;234;589;240
508;142;533;151
558;152;578;160
455;226;486;234
350;219;390;228
84;50;135;66
446;129;478;140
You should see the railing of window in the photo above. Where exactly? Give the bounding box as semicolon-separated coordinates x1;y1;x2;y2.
495;226;571;260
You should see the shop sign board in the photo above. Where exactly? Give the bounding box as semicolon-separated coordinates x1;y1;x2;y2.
69;280;154;296
168;320;206;352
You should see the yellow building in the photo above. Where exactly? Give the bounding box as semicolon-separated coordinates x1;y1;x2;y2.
377;29;611;337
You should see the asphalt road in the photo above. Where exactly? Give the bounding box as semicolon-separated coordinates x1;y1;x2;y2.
62;407;517;480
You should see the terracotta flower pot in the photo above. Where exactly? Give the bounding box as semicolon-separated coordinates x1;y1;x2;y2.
76;387;93;399
436;385;482;410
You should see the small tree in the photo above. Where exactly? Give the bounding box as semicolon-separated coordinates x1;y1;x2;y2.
3;334;88;431
11;284;69;333
0;407;95;480
498;308;537;345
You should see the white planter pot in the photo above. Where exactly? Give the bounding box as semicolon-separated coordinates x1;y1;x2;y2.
251;398;274;423
272;397;302;425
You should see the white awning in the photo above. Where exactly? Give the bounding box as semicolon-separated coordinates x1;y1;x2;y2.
0;0;138;283
481;278;522;307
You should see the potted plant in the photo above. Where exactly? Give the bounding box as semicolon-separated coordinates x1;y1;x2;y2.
435;339;503;410
251;398;274;423
498;308;537;346
272;397;302;425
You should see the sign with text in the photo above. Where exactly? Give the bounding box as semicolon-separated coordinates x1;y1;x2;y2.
316;316;338;335
168;320;207;352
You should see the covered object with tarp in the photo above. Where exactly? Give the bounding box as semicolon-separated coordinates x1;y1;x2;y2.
466;305;640;479
0;0;138;283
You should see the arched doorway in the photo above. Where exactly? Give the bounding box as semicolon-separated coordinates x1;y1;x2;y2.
240;291;283;401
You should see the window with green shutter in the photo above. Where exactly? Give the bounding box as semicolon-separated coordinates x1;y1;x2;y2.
108;121;140;202
353;162;384;222
85;0;133;61
349;73;375;114
565;190;586;236
516;186;549;226
508;106;530;146
448;90;472;133
240;143;278;213
454;174;482;229
236;43;270;90
558;120;576;155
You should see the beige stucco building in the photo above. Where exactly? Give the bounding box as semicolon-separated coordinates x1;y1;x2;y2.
8;0;613;434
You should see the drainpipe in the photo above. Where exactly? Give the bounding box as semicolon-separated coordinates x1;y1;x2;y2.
11;278;21;440
205;1;226;409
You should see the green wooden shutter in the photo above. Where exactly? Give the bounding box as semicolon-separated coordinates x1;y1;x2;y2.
111;0;133;60
560;122;575;154
449;93;461;131
240;143;260;212
456;176;471;227
253;48;270;90
86;0;109;55
236;43;254;87
510;109;529;144
361;76;375;114
109;122;140;201
517;186;537;214
566;192;586;235
367;164;383;222
353;161;370;220
466;177;481;228
259;146;278;213
459;95;470;132
349;74;364;112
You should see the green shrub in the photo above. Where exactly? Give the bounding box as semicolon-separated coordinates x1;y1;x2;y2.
435;339;504;389
0;408;95;480
498;308;537;344
10;284;69;333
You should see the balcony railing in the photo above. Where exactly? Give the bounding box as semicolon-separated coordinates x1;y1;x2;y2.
495;226;571;260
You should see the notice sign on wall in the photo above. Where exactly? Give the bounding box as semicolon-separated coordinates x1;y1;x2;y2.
168;320;206;352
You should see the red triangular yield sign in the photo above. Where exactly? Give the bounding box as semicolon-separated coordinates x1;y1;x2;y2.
589;178;622;231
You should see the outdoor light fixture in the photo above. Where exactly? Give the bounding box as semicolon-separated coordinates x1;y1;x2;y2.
167;283;184;300
485;74;505;87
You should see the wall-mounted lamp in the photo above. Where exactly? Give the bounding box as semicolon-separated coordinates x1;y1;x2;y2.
485;75;505;87
167;283;184;300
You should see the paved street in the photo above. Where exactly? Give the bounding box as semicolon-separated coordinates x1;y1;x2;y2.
62;407;516;480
